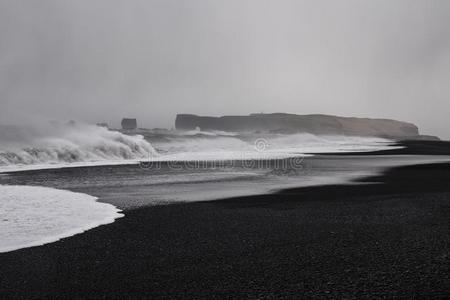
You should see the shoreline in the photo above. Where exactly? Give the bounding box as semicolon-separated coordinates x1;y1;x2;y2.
1;160;450;298
315;140;450;156
0;185;124;254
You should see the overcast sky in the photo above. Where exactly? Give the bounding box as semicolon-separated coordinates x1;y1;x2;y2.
1;0;449;137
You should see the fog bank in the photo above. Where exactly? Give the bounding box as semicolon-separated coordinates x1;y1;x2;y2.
1;0;449;138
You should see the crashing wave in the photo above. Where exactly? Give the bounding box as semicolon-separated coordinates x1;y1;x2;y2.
0;123;400;170
153;132;398;155
0;124;158;167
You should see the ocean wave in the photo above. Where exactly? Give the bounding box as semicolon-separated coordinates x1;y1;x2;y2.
151;132;399;159
0;124;158;167
178;129;239;137
0;124;400;172
263;133;398;153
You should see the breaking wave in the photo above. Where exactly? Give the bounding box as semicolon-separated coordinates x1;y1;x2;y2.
0;124;400;172
151;131;399;160
0;124;158;168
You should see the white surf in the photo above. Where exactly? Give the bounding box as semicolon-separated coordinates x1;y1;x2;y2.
0;185;123;253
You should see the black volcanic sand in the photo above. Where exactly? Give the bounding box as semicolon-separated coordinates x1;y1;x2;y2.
1;163;450;299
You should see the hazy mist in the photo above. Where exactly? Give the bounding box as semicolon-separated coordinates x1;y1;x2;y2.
1;0;449;137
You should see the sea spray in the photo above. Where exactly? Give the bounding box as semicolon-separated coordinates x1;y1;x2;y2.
0;123;158;166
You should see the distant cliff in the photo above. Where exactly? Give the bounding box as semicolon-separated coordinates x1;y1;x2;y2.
175;113;438;140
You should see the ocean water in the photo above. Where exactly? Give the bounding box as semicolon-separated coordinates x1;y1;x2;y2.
1;124;447;252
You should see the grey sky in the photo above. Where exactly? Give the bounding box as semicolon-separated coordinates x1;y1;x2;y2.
1;0;449;137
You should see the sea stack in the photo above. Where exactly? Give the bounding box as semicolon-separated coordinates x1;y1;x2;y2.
96;123;109;128
121;118;137;130
175;113;439;140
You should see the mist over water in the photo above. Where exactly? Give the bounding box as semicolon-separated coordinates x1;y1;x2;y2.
0;122;399;172
0;123;157;168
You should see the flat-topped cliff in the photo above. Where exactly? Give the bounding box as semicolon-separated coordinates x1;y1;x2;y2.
175;113;438;140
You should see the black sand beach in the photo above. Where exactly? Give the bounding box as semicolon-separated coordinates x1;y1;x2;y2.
1;158;450;299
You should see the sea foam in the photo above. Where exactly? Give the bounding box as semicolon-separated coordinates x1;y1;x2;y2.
0;185;123;253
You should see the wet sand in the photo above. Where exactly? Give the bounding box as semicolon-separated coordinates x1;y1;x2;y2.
1;160;450;299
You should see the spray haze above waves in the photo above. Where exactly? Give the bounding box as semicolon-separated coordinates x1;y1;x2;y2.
0;123;158;170
148;129;399;161
0;123;400;172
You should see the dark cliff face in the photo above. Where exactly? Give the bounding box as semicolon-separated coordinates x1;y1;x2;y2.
175;113;424;139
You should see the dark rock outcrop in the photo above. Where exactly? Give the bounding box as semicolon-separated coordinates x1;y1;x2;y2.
175;113;435;139
96;123;109;128
121;118;137;130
